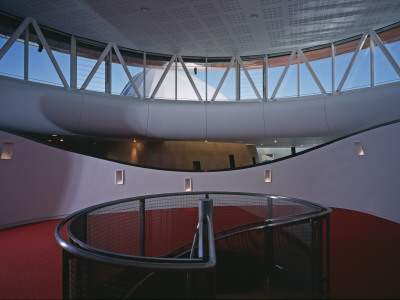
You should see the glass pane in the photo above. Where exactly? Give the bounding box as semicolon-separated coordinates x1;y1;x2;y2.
29;43;62;86
112;51;143;97
300;59;320;96
257;147;292;162
268;54;294;99
0;37;24;80
377;27;400;85
276;54;298;99
176;59;206;101
77;42;106;92
146;55;175;100
240;58;262;100
374;44;400;85
28;29;70;87
207;60;235;101
335;39;360;91
302;47;332;94
379;26;400;69
342;38;370;91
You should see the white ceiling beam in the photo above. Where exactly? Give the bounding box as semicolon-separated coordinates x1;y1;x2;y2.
264;54;268;100
369;29;400;78
331;43;335;93
336;31;368;93
150;54;176;99
297;48;327;95
236;55;262;101
0;17;31;61
271;49;297;100
112;43;142;100
177;54;203;101
211;56;236;101
370;36;374;87
80;42;113;90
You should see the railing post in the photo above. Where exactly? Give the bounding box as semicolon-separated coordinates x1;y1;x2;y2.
265;197;274;286
140;199;146;256
325;215;331;294
198;198;215;299
198;198;213;259
62;249;71;299
311;218;323;293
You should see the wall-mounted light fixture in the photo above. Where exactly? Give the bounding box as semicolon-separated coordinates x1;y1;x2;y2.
185;178;192;192
1;142;14;160
265;169;272;183
354;141;365;156
116;170;125;185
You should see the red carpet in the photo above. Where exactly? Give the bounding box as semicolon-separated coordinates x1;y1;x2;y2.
0;208;399;299
0;219;62;299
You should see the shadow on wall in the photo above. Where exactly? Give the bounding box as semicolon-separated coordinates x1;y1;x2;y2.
0;133;74;228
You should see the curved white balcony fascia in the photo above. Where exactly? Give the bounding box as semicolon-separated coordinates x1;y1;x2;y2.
1;76;400;140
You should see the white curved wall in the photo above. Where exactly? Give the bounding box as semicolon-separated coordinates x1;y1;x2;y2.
1;121;399;228
1;76;400;140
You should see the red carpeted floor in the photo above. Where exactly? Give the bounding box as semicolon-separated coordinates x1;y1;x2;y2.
0;208;399;299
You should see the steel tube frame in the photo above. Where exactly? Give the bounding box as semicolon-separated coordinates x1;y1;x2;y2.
2;17;400;103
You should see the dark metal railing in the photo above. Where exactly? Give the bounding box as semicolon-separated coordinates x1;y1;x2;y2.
55;192;331;299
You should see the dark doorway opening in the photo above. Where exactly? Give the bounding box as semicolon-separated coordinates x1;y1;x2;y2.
193;161;201;171
229;154;235;169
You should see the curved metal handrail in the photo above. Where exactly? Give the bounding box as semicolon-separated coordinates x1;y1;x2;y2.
55;192;329;271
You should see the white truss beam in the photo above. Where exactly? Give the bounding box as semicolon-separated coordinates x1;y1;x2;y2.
70;35;77;89
264;54;268;100
331;43;335;93
370;37;374;87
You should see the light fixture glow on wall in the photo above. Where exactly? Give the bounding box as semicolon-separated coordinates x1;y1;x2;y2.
1;142;14;160
185;178;192;192
116;170;125;185
355;141;365;156
265;169;272;183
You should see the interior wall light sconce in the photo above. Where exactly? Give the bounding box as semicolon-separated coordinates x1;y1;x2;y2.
354;141;365;156
185;178;192;192
1;142;14;160
265;169;272;183
116;170;125;185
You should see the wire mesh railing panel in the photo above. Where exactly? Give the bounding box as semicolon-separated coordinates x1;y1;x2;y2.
144;195;199;258
85;200;141;255
272;221;313;291
209;194;269;233
270;198;320;219
58;192;330;299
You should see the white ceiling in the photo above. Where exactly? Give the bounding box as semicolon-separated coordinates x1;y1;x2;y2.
1;0;400;56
